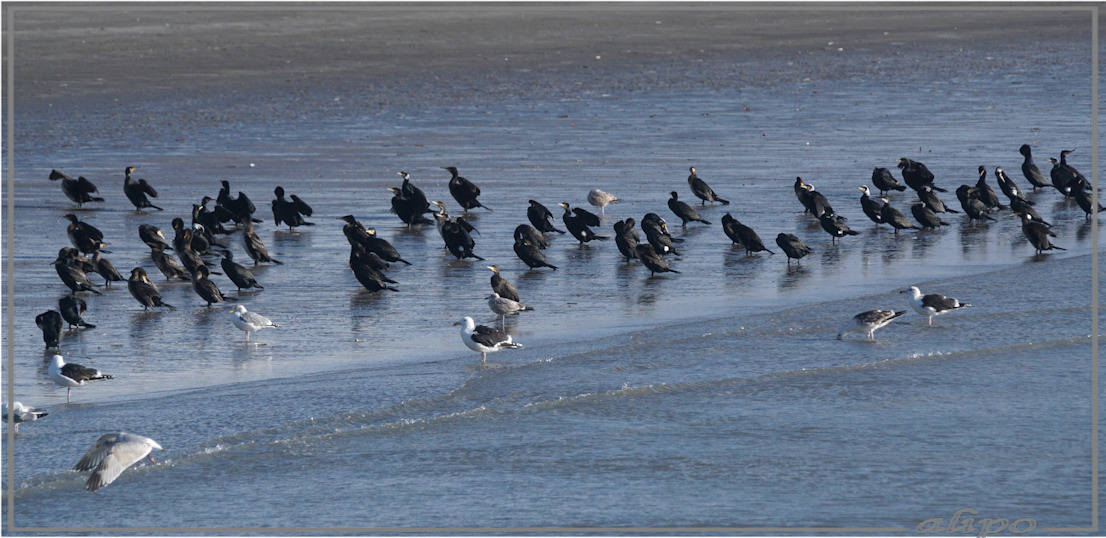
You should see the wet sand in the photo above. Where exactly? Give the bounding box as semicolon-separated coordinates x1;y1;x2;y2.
10;5;1088;106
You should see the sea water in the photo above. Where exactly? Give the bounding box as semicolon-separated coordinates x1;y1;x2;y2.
2;21;1100;531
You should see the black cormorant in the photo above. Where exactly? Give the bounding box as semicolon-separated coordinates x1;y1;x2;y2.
613;218;640;261
150;246;190;281
910;203;948;229
687;167;730;205
36;310;63;349
917;185;958;214
798;181;835;219
721;213;773;255
635;243;680;276
351;257;399;293
60;295;95;329
90;252;124;286
191;265;226;306
897;158;946;192
641;213;681;256
488;265;520;302
365;228;412;265
955;186;997;223
667;192;711;226
1070;178;1104;220
339;215;372;248
1013;211;1064;254
53;248;102;295
127;267;174;310
1010;198;1050;226
879;202;918;234
527;200;564;234
1059;150;1087;188
514;224;549;249
1048;157;1071;197
871;167;906;195
242;220;282;265
513;233;557;270
122;166;163;211
64;214;108;254
993;167;1029;207
387;186;433;226
975;166;1009;209
858;186;885;225
560;202;608;242
774;233;812;265
49;170;103;207
818;212;860;242
216;180;259;223
197;196;236;234
271;186;314;230
221;250;264;291
444;166;490;211
1019;144;1051;190
138;224;171;251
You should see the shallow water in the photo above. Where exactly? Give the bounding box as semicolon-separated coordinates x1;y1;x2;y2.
2;16;1102;532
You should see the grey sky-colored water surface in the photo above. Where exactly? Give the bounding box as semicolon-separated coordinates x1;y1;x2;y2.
3;4;1100;534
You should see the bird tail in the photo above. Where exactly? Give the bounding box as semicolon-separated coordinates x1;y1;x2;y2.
477;202;493;212
79;322;96;328
893;185;907;191
1052;245;1067;251
985;214;997;222
552;227;566;234
87;288;103;296
90;197;105;202
945;208;960;213
593;236;610;240
387;286;400;292
699;219;712;225
669;268;682;273
846;230;861;236
717;197;730;205
930;186;948;192
397;258;413;266
270;259;284;265
504;342;523;349
149;203;164;211
547;263;559;270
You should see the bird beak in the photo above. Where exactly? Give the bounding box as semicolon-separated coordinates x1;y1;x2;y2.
147;455;156;464
452;322;460;326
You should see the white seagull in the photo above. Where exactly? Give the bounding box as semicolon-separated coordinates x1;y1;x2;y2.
454;316;523;363
587;189;620;215
229;304;278;342
487;292;533;329
48;355;112;402
902;286;971;326
74;432;162;492
837;310;906;340
2;401;48;434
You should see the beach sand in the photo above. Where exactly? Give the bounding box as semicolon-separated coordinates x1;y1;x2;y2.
11;5;1086;106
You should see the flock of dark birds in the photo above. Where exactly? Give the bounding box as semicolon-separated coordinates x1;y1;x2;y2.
5;139;1100;497
11;145;1100;461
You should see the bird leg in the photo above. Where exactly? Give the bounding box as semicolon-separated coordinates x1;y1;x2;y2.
67;387;72;403
481;353;487;364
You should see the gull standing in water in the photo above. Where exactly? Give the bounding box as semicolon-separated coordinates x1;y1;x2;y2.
902;286;970;326
487;292;533;329
229;304;278;342
454;316;522;363
73;432;162;492
48;354;113;402
587;189;620;215
3;402;48;434
837;310;906;340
